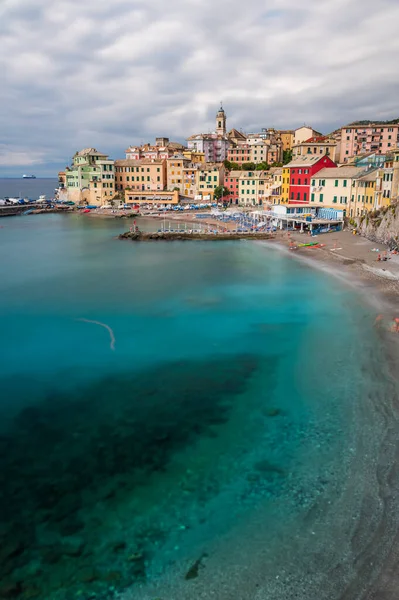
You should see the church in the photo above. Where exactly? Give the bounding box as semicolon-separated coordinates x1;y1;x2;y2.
187;105;230;163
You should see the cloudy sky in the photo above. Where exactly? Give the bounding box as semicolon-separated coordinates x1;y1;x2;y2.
1;0;399;176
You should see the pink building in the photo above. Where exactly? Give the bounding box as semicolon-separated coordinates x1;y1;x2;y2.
340;124;399;163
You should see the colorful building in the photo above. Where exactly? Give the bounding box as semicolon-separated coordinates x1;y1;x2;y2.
339;123;399;163
227;145;251;164
284;155;336;204
183;164;200;198
278;130;295;152
65;148;115;206
195;163;225;200
269;167;283;204
293;126;323;146
224;170;241;204
166;154;190;193
114;159;166;192
125;138;185;160
310;166;364;209
349;171;378;217
292;136;338;162
124;190;179;206
187;106;230;162
182;149;205;163
238;170;274;206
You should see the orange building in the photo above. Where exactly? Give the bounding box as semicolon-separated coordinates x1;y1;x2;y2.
166;154;190;193
114;159;166;192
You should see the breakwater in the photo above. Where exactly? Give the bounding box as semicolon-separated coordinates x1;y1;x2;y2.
119;230;274;241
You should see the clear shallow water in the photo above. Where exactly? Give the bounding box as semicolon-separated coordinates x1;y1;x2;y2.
0;214;392;599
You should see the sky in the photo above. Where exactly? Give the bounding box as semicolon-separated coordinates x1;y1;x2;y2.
1;0;399;177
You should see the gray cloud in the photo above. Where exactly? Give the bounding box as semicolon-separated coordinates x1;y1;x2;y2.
1;0;399;175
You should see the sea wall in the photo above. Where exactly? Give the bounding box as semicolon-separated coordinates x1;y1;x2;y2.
119;231;273;242
353;203;399;250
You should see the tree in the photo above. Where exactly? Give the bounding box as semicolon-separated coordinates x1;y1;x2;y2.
242;162;256;171
223;160;240;171
223;159;232;170
213;185;230;201
255;161;270;171
283;149;292;165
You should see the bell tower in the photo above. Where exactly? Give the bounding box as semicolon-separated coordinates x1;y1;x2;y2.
216;104;226;136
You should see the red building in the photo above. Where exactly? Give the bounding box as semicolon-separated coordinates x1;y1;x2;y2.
227;145;251;164
224;170;241;204
287;155;336;203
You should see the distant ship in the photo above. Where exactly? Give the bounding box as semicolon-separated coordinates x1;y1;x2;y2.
22;174;36;179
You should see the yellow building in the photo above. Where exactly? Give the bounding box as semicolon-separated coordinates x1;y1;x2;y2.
166;154;190;193
349;171;377;217
281;166;290;203
269;167;283;204
278;130;294;151
182;150;205;163
310;166;363;210
183;164;199;197
238;170;273;206
195;164;224;200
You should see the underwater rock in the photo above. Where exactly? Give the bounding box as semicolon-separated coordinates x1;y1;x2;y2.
0;581;22;598
0;539;24;562
61;536;85;557
184;553;207;581
58;517;85;537
75;567;99;583
111;541;127;553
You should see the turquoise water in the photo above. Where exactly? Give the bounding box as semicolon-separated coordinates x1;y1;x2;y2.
0;214;390;599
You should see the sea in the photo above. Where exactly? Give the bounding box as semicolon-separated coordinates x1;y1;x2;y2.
0;177;58;200
0;212;397;600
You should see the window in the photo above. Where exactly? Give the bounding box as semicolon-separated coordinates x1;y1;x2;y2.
320;193;323;202
335;180;338;187
303;192;307;201
333;196;337;203
311;193;315;202
343;180;347;187
311;179;316;186
346;151;349;155
127;176;130;182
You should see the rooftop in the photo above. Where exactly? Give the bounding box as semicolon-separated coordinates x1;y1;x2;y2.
76;148;108;157
315;166;364;179
115;158;165;166
285;155;335;168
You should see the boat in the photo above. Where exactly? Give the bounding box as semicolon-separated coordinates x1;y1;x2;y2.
22;174;36;179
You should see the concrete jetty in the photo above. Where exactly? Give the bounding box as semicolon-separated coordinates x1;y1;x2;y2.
119;231;274;242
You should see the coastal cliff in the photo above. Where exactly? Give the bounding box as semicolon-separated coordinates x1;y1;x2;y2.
354;203;399;249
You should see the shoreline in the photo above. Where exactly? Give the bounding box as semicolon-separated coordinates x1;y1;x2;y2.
121;227;399;600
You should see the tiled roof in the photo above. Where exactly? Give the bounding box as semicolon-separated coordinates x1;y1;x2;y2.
76;148;107;157
315;167;364;179
285;156;334;168
115;158;165;166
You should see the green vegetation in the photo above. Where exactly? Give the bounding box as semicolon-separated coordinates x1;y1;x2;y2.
213;185;230;201
282;149;292;165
